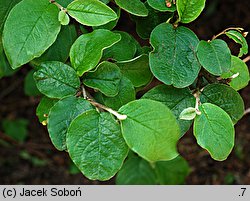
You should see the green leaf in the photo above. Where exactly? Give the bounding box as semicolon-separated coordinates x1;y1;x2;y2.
3;0;61;69
118;99;180;162
58;10;70;26
114;0;148;17
48;96;93;151
200;83;245;124
150;23;201;88
67;0;117;26
179;107;196;120
102;31;137;62
0;48;16;78
155;156;190;184
221;56;250;91
83;61;122;97
116;54;153;87
24;70;41;96
36;97;59;123
33;25;77;66
57;0;74;7
142;85;195;136
70;29;121;76
0;0;22;39
197;39;232;76
2;119;29;142
97;76;136;110
131;3;173;39
93;7;120;30
176;0;206;23
116;153;157;185
147;0;176;12
99;0;110;4
34;61;80;99
67;110;128;180
225;30;248;57
193;103;235;161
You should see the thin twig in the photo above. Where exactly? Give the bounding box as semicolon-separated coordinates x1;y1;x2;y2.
49;0;64;10
212;27;244;40
243;56;250;63
244;108;250;115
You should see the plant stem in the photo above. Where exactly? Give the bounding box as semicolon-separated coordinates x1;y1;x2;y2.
244;108;250;115
81;86;127;120
49;0;64;10
243;56;250;63
212;27;244;40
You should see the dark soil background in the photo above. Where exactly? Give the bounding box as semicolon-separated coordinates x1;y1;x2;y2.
0;0;250;184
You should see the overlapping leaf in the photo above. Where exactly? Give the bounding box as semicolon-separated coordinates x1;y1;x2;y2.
114;0;148;16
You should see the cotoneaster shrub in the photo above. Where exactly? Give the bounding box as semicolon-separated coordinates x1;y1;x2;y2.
0;0;249;184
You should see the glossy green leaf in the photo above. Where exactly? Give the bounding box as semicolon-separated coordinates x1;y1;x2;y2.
142;85;195;136
150;23;201;88
33;25;77;65
70;29;121;76
102;31;137;62
48;96;93;151
24;70;41;96
67;110;128;180
155;156;190;184
83;61;122;97
116;54;153;87
176;0;206;23
194;103;234;161
99;0;110;4
57;0;74;7
0;0;22;39
221;56;250;91
97;76;136;110
200;83;244;124
116;153;157;185
67;0;117;26
197;39;231;76
147;0;176;12
36;97;59;123
119;99;180;162
3;0;61;69
58;10;70;26
93;7;120;30
2;119;29;142
0;48;16;78
34;61;80;99
226;30;248;57
131;3;173;39
179;107;196;120
114;0;148;16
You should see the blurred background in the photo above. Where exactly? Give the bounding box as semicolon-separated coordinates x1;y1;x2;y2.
0;0;250;184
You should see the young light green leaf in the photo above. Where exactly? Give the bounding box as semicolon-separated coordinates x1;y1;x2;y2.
32;25;77;65
58;10;70;26
36;97;59;123
67;0;117;26
179;107;197;120
193;103;235;161
118;99;180;162
200;83;245;124
70;29;121;76
114;0;148;17
221;56;249;91
83;61;122;97
150;23;201;88
131;3;173;39
176;0;206;23
67;110;128;181
142;85;195;136
48;96;93;151
155;155;190;184
116;55;153;87
147;0;176;12
102;31;137;62
97;76;136;110
24;70;41;96
225;30;248;57
3;0;61;69
116;153;157;185
197;39;231;76
34;61;80;99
